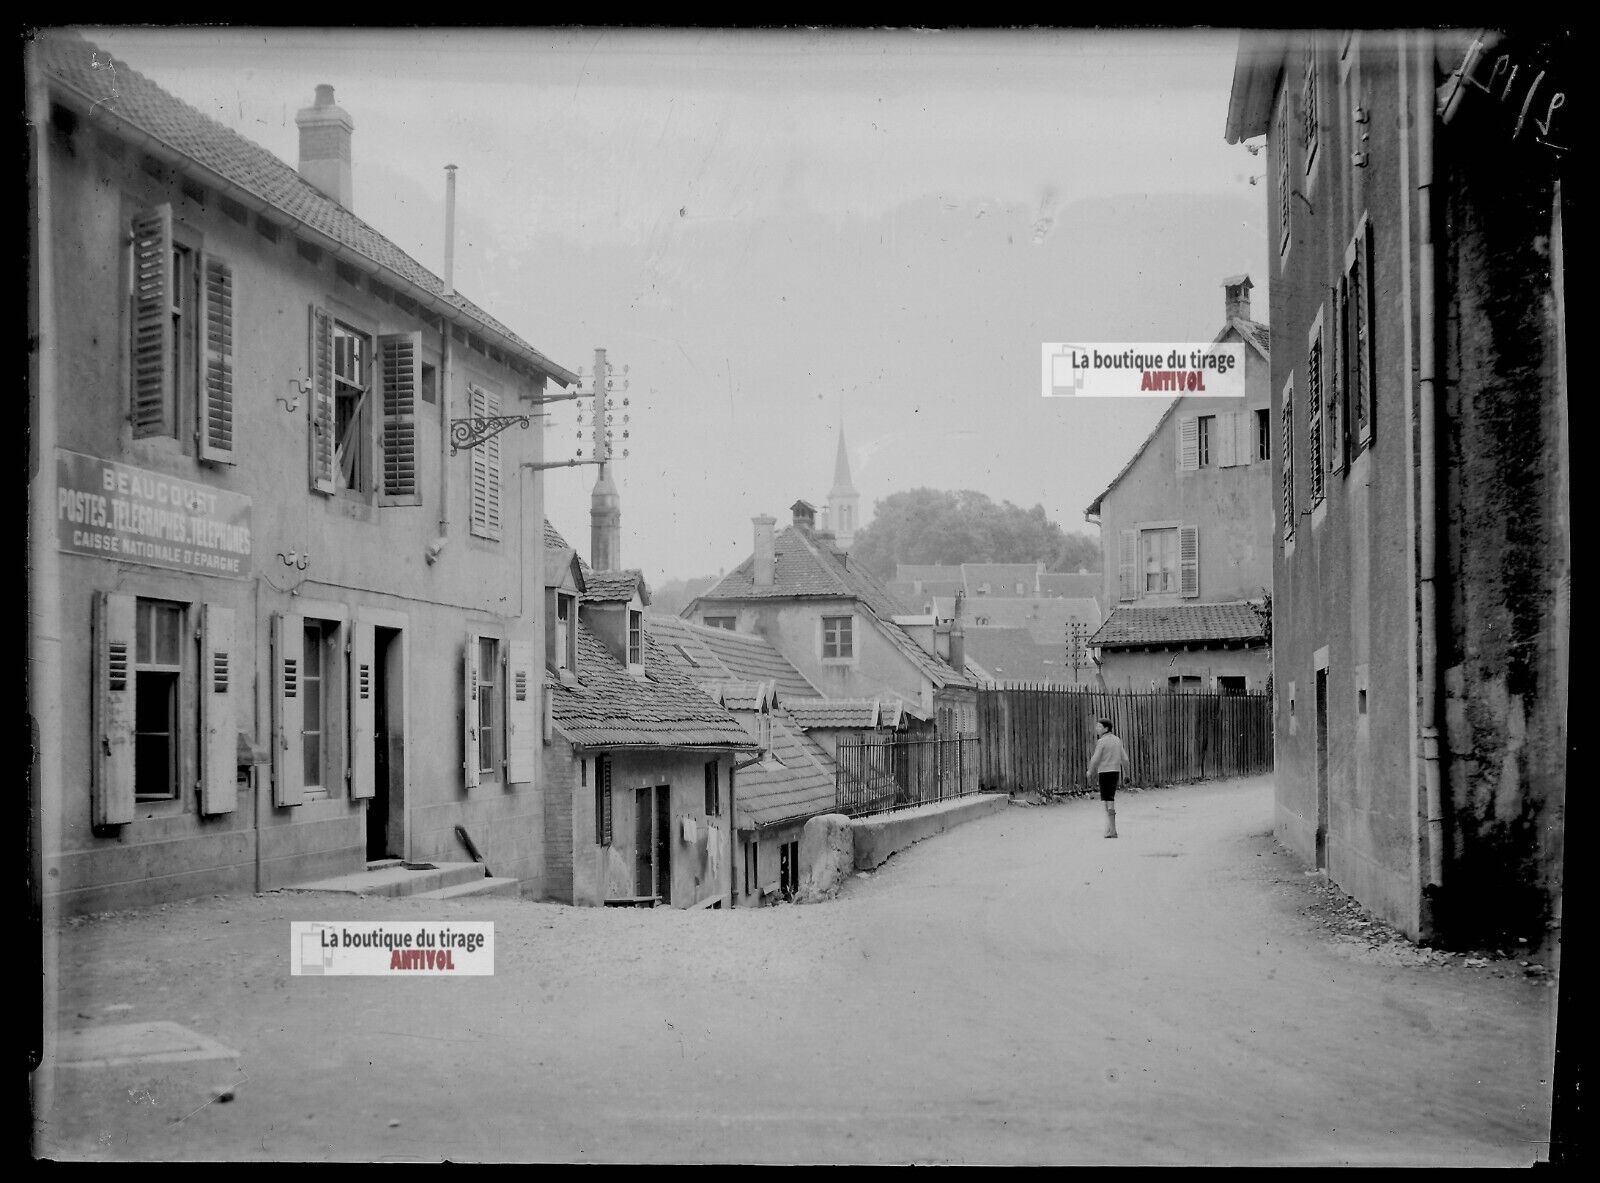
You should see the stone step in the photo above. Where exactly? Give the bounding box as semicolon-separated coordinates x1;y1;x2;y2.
412;877;522;901
366;858;404;872
283;861;487;898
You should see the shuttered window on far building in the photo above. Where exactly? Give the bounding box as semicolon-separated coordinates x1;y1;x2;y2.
1307;327;1324;505
378;332;423;506
468;384;503;540
198;254;235;464
1282;381;1295;540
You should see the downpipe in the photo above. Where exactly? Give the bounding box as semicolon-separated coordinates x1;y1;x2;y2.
1415;34;1448;910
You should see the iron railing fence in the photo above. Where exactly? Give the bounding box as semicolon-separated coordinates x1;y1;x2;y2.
835;733;982;819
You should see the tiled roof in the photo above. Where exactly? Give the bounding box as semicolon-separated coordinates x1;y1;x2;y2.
707;680;776;712
695;525;974;689
782;699;882;730
1036;573;1103;600
895;564;964;583
1090;601;1269;648
963;627;1081;685
939;596;1102;645
647;615;821;702
549;621;755;750
962;563;1043;591
1083;314;1272;517
40;33;575;386
733;711;838;831
582;570;646;604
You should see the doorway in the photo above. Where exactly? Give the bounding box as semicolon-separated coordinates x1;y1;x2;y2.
633;785;673;904
1314;667;1329;870
367;626;404;861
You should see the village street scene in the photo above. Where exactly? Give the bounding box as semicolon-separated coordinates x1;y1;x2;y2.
27;27;1572;1166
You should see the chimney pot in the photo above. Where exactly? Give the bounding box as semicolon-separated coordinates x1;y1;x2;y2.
1223;274;1253;323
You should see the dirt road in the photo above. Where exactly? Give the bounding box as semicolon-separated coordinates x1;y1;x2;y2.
35;776;1555;1164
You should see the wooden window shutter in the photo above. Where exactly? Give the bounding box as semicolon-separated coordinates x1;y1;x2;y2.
1307;332;1325;504
378;332;423;506
350;620;376;800
92;592;137;826
597;755;613;845
463;634;481;789
198;254;236;464
199;603;237;816
468;385;504;540
1329;280;1346;474
129;205;173;437
1117;529;1137;601
1177;416;1199;471
506;639;536;785
1179;525;1200;598
1234;411;1252;468
1281;392;1295;539
271;612;305;806
307;306;336;494
1355;217;1375;447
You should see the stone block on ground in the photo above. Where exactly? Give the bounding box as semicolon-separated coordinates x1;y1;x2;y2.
796;813;854;903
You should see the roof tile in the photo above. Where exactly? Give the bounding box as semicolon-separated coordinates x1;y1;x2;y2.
1090;601;1269;648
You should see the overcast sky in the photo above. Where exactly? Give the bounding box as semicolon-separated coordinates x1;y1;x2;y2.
80;26;1270;585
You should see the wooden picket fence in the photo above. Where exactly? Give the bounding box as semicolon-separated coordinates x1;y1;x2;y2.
976;684;1272;794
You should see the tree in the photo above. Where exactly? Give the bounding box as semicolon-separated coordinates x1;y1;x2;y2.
651;574;721;618
849;488;1101;579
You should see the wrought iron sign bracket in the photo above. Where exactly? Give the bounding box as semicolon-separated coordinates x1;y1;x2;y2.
450;414;534;456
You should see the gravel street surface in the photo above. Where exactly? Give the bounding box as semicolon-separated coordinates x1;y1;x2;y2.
34;776;1555;1165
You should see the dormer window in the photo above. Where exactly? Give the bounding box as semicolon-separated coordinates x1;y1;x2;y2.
557;594;575;671
628;610;643;667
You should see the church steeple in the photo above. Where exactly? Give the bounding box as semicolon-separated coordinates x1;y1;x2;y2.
827;425;860;550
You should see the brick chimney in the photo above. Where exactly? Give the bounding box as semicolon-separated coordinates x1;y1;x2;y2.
752;515;776;588
1223;274;1253;322
296;84;353;208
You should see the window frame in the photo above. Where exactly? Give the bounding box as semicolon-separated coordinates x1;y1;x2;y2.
702;616;736;631
476;636;503;778
627;610;644;668
298;618;343;799
1256;407;1272;462
1196;414;1214;468
704;760;721;817
133;598;186;803
331;319;374;495
1139;526;1180;596
821;614;855;662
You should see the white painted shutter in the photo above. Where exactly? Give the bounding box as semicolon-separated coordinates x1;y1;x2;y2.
92;592;137;826
308;306;335;494
378;332;422;506
198;254;236;464
468;385;504;540
1235;410;1252;467
463;634;481;789
350;620;376;800
129;205;173;437
272;612;305;806
1117;529;1137;601
1177;416;1198;471
1216;412;1238;468
506;639;536;785
1180;525;1200;598
199;602;237;815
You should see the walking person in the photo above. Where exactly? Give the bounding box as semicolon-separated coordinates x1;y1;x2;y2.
1087;718;1129;838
